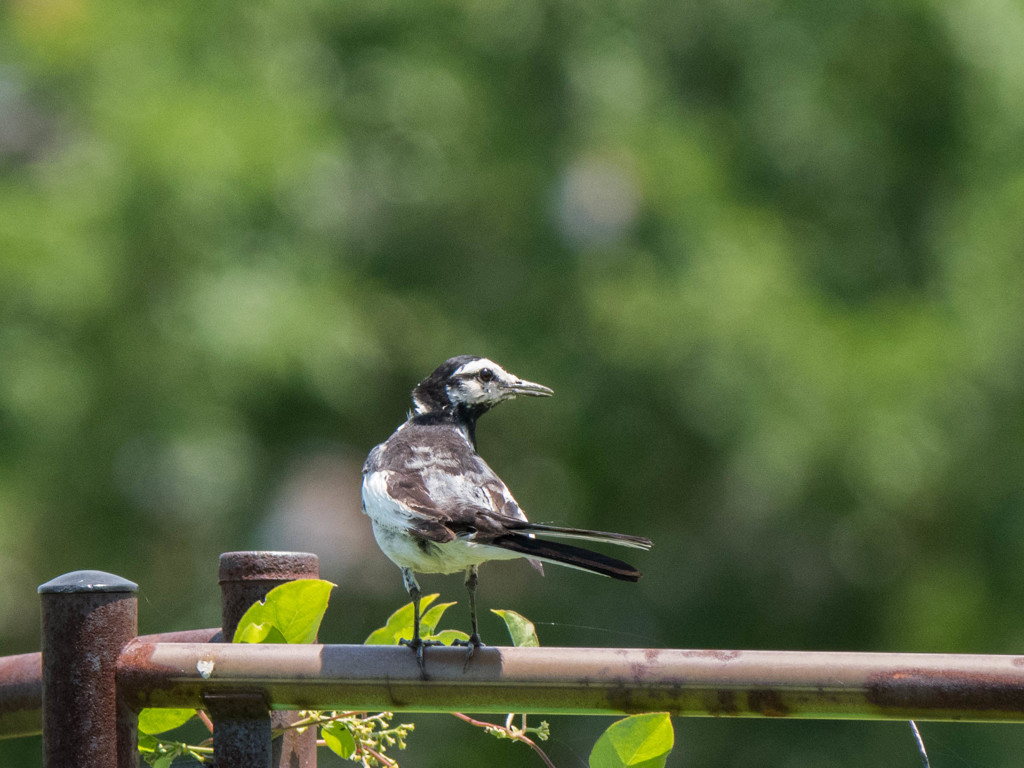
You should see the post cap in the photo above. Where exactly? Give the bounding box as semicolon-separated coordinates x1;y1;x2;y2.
218;551;319;583
38;570;139;594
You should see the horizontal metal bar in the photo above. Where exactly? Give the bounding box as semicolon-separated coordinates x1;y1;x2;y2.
0;653;42;739
115;643;1024;722
0;628;220;740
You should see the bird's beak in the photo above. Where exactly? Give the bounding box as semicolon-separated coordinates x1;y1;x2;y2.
506;378;554;397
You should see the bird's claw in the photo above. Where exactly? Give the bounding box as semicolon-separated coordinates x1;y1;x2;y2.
452;633;484;670
452;633;483;650
399;637;445;648
400;637;444;678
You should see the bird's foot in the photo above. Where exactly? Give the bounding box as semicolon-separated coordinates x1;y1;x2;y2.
452;633;484;671
399;637;444;678
452;633;483;650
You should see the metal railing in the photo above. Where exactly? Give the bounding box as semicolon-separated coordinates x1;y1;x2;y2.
2;550;1024;767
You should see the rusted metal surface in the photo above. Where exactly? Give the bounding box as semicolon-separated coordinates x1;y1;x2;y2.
38;570;139;768
0;628;220;740
218;551;319;768
116;644;1024;722
0;652;42;738
206;692;273;768
4;549;1024;766
144;628;222;644
218;551;320;641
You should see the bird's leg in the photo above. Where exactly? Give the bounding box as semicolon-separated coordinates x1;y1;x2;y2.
453;565;483;662
466;564;482;647
398;568;441;676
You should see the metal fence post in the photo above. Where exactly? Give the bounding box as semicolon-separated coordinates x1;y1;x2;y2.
38;570;139;768
205;692;273;768
217;551;320;768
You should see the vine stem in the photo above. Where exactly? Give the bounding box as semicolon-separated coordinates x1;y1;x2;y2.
311;737;396;768
197;710;214;732
360;742;397;767
450;712;557;768
274;710;374;733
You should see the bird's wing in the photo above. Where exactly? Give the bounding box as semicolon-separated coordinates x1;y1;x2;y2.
361;422;529;542
362;467;459;542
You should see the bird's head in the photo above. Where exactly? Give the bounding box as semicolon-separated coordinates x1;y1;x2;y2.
412;355;553;416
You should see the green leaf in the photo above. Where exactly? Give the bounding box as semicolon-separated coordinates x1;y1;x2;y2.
234;622;272;644
137;708;198;735
322;721;357;758
420;600;458;636
491;609;540;647
589;713;674;768
152;755;175;768
232;579;335;644
137;733;159;753
365;594;440;645
235;622;288;644
430;629;470;645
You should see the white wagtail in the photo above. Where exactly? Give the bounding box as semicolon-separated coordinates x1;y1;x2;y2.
361;355;652;668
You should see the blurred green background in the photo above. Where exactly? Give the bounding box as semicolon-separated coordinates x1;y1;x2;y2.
3;0;1024;765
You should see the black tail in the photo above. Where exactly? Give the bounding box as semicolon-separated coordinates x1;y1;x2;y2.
489;535;643;582
515;522;652;550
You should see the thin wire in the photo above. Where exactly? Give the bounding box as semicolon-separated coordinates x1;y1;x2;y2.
531;621;660;644
909;720;931;768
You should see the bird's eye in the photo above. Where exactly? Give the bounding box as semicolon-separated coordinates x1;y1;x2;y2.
478;368;495;383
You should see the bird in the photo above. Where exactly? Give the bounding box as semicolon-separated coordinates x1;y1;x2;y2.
361;355;652;669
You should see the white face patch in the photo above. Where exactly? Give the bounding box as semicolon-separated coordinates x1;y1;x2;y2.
446;358;517;406
453;358;505;378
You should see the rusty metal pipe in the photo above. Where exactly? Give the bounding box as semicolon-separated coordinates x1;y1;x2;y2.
0;628;220;740
217;551;319;768
116;644;1024;722
218;552;320;641
0;652;43;739
205;692;273;768
38;570;139;768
